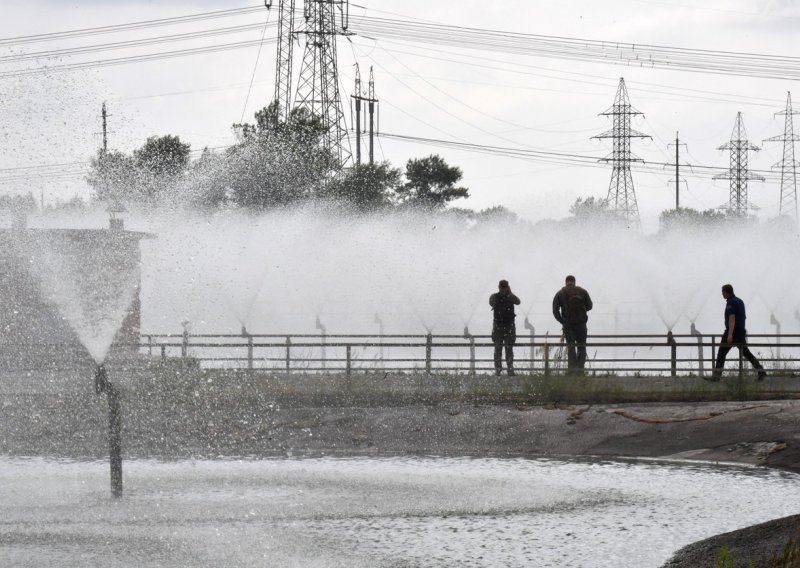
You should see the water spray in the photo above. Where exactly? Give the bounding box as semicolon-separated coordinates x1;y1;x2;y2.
462;325;476;375
689;322;705;378
523;316;535;372
180;320;191;358
770;313;781;359
315;316;327;370
374;313;385;363
94;364;122;498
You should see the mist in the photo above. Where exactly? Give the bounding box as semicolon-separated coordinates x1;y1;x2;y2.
44;205;792;340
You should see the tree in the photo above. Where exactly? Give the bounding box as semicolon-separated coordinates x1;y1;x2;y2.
133;135;191;202
87;134;191;205
318;162;401;212
183;147;228;209
396;154;469;209
658;207;728;232
227;105;336;210
134;134;191;177
86;149;136;203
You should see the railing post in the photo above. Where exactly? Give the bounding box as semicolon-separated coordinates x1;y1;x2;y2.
147;335;153;356
738;342;744;380
425;333;433;375
285;336;291;374
181;329;189;358
711;335;716;373
247;335;254;370
667;330;677;378
346;345;352;377
544;343;550;378
161;344;166;360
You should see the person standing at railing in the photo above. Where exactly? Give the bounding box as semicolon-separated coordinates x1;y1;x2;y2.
490;279;521;376
711;284;766;381
552;275;593;375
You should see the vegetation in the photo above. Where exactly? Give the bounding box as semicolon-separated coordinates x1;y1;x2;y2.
84;104;473;215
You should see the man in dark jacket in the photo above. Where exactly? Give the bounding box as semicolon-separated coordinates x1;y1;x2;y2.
711;284;766;381
489;279;521;376
552;275;593;374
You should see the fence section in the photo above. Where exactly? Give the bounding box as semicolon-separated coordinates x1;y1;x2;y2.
139;332;800;377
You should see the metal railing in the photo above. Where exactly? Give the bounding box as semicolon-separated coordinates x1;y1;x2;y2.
138;331;800;377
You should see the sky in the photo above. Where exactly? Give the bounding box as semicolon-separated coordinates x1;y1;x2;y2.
1;0;799;232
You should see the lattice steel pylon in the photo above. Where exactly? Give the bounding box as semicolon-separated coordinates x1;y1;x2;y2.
294;0;351;168
592;78;650;230
714;112;764;217
763;92;799;220
268;0;296;124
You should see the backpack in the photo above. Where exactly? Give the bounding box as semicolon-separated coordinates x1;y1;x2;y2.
493;294;516;326
564;286;587;325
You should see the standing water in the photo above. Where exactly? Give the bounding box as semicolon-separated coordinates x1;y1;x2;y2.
0;455;797;567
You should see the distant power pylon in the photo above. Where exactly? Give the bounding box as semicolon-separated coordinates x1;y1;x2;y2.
714;112;764;217
593;78;651;229
294;0;352;168
763;92;799;220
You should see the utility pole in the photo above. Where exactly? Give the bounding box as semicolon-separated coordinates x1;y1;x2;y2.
368;66;377;165
351;64;378;166
592;78;650;230
763;92;799;220
715;112;764;217
101;101;108;154
667;132;688;210
352;64;362;165
294;0;352;168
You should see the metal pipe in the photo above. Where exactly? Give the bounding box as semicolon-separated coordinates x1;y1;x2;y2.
95;364;122;499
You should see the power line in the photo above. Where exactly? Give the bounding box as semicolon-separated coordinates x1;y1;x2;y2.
0;5;267;45
2;9;799;83
0;38;278;78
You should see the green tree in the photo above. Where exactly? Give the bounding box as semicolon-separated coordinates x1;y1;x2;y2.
396;154;469;209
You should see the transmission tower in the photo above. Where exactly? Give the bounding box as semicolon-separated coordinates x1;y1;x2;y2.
714;112;764;217
592;78;650;229
763;92;799;220
294;0;352;168
266;0;296;124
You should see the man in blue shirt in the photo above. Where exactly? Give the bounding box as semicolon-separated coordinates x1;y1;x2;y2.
711;284;766;381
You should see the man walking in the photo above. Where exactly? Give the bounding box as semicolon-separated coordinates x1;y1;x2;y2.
712;284;766;381
552;275;593;374
489;279;520;376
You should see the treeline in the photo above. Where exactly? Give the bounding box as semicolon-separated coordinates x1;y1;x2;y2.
86;103;470;213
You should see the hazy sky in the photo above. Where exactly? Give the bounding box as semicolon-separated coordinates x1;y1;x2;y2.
1;0;798;232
